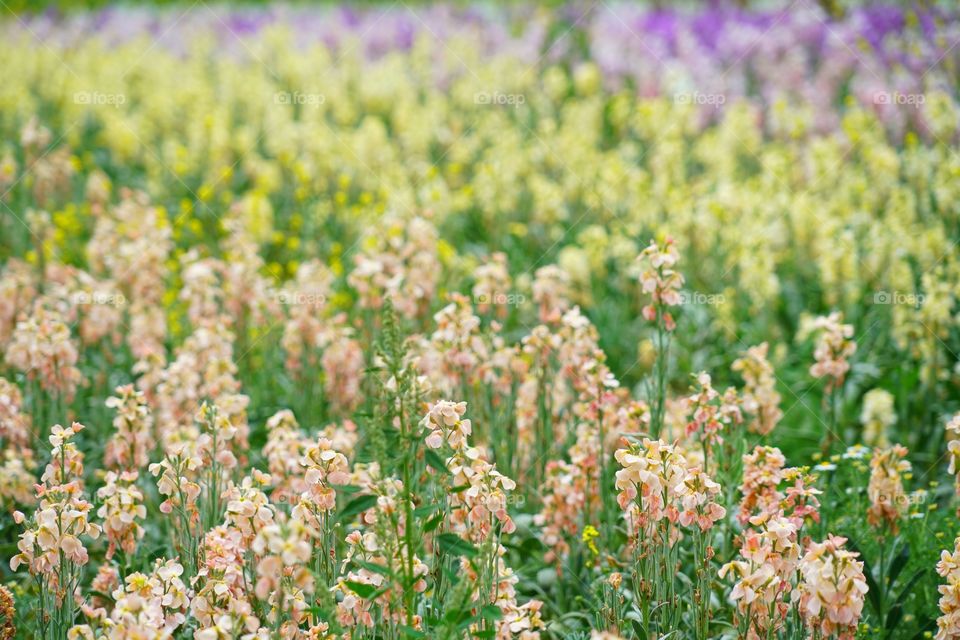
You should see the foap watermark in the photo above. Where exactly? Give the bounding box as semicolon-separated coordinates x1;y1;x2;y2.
276;291;327;306
475;91;525;107
475;292;526;307
72;291;126;306
679;291;726;306
274;91;326;108
74;91;126;108
873;291;925;306
674;92;726;108
873;490;927;509
873;91;925;108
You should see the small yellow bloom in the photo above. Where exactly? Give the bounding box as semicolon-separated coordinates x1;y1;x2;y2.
581;525;600;556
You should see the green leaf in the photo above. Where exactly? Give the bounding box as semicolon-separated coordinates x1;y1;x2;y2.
436;533;478;558
424;513;444;532
343;581;378;599
888;543;910;585
413;503;438;518
891;568;927;622
425;449;452;474
479;604;503;621
398;626;426;638
337;484;363;495
338;494;378;523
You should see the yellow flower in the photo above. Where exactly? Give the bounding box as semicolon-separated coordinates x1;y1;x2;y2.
437;239;456;266
581;525;600;556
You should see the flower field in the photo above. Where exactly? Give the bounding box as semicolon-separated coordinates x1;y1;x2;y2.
1;2;960;639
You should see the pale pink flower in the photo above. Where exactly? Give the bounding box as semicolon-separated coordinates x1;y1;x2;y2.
5;307;83;401
532;265;571;324
738;446;786;525
473;252;512;318
936;535;960;640
637;238;684;332
96;470;146;559
421;400;472;450
732;342;783;435
676;467;726;531
103;384;153;470
802;311;856;392
867;444;911;531
796;535;868;640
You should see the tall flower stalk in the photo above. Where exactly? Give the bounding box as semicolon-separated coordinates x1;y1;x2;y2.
637;238;683;438
10;423;101;640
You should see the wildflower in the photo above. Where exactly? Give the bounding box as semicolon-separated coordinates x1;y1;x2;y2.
614;438;687;530
293;435;350;523
677;467;726;531
843;445;871;460
0;585;14;640
96;470;146;559
738;445;786;524
719;516;800;637
801;311;856;392
473;252;512;317
936;535;960;639
947;413;960;510
732;342;783;435
532;265;571;323
683;372;742;468
250;516;315;627
86;189;172;359
280;260;334;374
637;238;684;332
421;400;472;450
860;389;896;447
262;409;309;500
103;384;153;470
223;472;276;543
781;467;823;528
796;535;868;640
10;422;101;626
347;215;439;319
867;444;911;531
5;307;83;401
322;330;364;415
0;377;32;447
420;293;488;395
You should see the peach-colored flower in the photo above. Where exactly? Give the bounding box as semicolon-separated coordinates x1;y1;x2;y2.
802;311;856;392
637;238;684;332
867;444;911;531
796;535;868;640
732;342;782;435
97;470;146;559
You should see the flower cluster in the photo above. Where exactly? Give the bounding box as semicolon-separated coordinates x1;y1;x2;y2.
10;423;101;637
732;343;782;436
103;384;152;470
5;308;83;401
937;535;960;640
4;3;960;638
802;312;857;393
796;536;868;640
867;444;911;531
720;516;800;637
96;470;146;560
637;238;684;332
